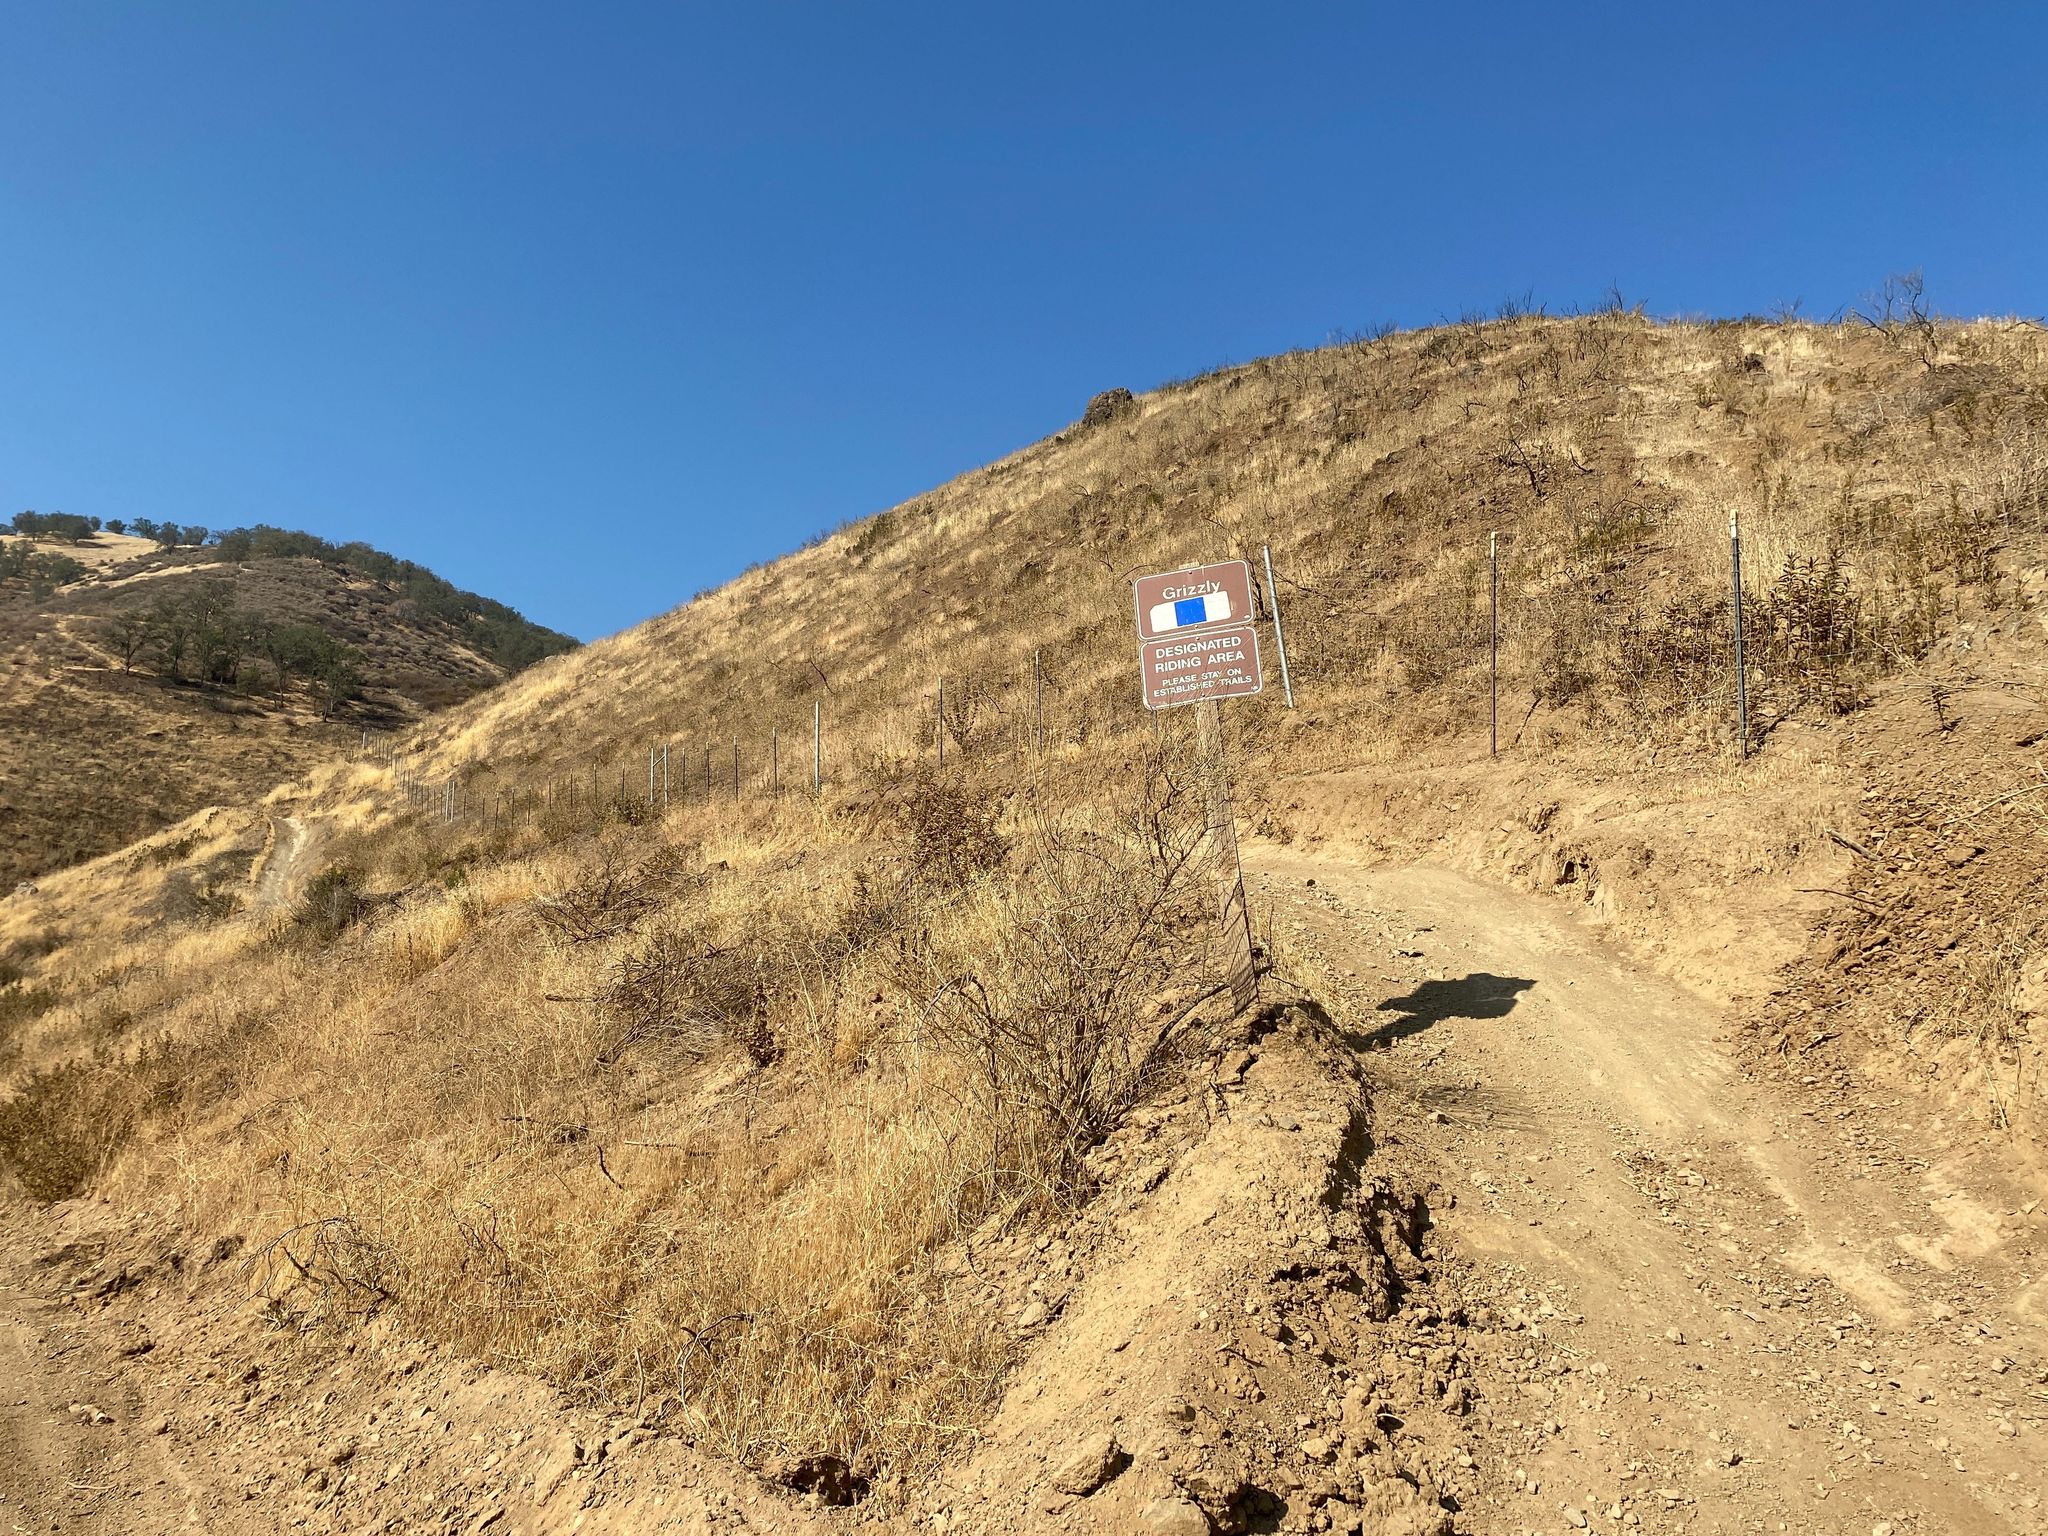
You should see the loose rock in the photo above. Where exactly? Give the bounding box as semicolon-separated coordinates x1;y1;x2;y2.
1051;1432;1129;1496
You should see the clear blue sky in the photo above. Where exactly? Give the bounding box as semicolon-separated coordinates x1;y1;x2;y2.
4;4;2043;641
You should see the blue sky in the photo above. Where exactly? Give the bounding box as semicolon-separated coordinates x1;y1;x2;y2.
3;4;2043;640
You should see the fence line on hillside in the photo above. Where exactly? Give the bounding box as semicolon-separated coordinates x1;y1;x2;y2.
362;642;1091;833
348;531;1768;836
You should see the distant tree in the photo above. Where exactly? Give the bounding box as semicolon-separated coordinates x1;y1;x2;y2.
129;518;158;542
311;640;365;718
104;519;126;535
153;523;181;551
183;524;210;548
9;510;97;543
145;595;194;681
102;611;152;673
260;622;331;692
0;543;86;591
185;581;251;685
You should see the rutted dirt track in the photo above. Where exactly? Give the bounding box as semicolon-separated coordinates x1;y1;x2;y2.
1256;850;2048;1533
1;849;2043;1533
252;814;314;913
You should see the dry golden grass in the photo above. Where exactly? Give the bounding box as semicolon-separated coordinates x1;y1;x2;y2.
351;311;2047;812
3;311;2045;1480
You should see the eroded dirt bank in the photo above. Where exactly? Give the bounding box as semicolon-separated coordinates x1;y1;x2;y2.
2;851;2043;1535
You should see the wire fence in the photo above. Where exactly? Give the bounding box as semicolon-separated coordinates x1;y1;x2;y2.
353;530;1777;833
363;647;1088;832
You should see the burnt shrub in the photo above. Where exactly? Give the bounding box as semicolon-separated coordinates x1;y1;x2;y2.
598;920;788;1069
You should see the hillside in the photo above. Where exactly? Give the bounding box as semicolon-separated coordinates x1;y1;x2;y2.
2;309;2045;1534
0;526;576;886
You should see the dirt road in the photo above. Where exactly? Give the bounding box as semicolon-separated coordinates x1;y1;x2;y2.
3;849;2043;1534
1255;850;2048;1534
251;814;313;913
0;1256;207;1532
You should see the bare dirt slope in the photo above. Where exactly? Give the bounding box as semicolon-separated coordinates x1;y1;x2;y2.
3;843;2040;1534
0;1201;826;1536
1259;849;2047;1534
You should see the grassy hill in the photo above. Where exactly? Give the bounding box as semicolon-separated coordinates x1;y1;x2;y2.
0;526;575;885
1;308;2043;1519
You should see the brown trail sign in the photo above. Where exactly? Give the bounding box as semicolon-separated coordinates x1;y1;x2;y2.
1133;561;1263;1012
1132;559;1256;641
1139;624;1263;712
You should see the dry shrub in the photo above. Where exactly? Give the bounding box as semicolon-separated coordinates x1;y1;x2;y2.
289;866;370;946
599;919;787;1067
534;849;691;945
891;757;1212;1198
0;982;60;1047
0;1058;132;1201
1612;591;1729;717
157;868;243;925
1390;559;1485;692
247;1214;393;1322
890;767;1007;889
1609;549;1944;734
1519;568;1607;708
307;1077;1009;1472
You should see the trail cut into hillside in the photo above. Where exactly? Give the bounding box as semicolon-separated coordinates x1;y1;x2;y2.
2;309;2045;1533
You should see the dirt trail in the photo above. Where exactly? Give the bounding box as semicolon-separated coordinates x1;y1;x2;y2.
3;850;2044;1534
251;814;314;912
1256;848;2048;1534
0;1254;206;1532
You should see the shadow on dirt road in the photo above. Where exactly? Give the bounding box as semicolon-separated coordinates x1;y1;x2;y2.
1360;971;1535;1048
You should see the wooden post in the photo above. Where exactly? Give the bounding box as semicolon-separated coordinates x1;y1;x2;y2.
1731;511;1748;759
1195;699;1258;1011
771;729;779;795
661;742;669;809
936;672;944;769
732;736;740;800
812;699;822;794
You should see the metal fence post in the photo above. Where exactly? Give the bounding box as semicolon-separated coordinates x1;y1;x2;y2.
1033;649;1044;753
1260;544;1295;709
1489;531;1499;757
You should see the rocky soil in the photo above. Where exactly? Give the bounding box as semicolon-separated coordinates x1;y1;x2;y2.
3;845;2044;1534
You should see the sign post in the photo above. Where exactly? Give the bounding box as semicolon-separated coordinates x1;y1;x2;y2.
1730;511;1748;760
1132;559;1263;1011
